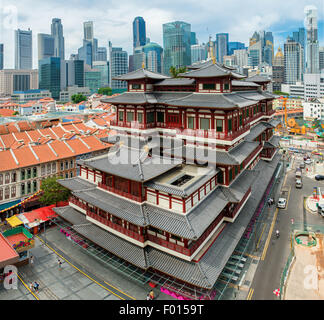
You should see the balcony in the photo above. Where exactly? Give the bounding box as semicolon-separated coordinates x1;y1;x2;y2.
98;182;142;202
70;197;88;210
110;120;155;130
87;210;144;242
181;126;250;141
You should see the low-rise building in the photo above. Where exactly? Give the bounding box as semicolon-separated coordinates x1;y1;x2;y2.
11;89;51;104
0;136;112;220
303;98;324;121
59;86;91;102
273;97;304;110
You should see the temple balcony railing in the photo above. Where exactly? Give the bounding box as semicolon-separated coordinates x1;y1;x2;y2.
70;197;88;210
87;210;145;242
97;182;142;202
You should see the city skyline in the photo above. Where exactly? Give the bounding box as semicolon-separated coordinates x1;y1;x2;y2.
0;0;323;69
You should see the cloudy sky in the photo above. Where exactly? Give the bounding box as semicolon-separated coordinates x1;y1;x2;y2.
0;0;323;68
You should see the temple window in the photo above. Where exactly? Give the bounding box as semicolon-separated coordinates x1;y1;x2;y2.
202;83;215;90
188;116;195;129
157;112;164;123
131;83;141;90
119;111;124;121
137;113;143;123
200;118;210;130
146;112;155;123
127;112;133;122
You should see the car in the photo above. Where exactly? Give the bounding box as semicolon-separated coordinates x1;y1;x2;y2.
305;159;312;165
299;162;305;169
315;175;324;181
295;179;303;189
277;198;287;209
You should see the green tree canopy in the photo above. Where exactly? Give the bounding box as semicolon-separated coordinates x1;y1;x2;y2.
13;111;19;115
98;87;112;96
71;94;87;104
169;66;187;78
40;176;71;206
273;91;290;96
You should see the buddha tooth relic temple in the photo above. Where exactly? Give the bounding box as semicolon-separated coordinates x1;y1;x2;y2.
53;60;282;300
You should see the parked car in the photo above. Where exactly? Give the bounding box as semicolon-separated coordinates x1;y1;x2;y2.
315;175;324;181
317;204;324;217
277;198;287;209
304;158;312;165
299;162;305;169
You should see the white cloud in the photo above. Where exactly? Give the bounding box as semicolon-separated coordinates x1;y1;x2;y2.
0;0;323;68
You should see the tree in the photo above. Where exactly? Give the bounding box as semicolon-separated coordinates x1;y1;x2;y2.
71;94;87;104
169;66;187;78
13;111;19;116
273;91;290;96
98;87;112;96
40;176;71;206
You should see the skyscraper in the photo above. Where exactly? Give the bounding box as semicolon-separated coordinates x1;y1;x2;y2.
143;42;163;73
319;47;324;72
60;59;85;90
216;33;229;64
51;18;65;60
233;49;248;67
163;21;191;75
15;29;33;70
78;40;93;68
284;37;304;84
191;44;207;64
0;44;3;70
93;61;109;88
37;33;55;61
305;6;319;73
190;32;198;45
133;17;146;49
82;21;98;64
228;42;245;56
96;47;107;62
84;21;94;41
273;47;285;91
108;41;128;90
292;27;306;72
38;57;61;99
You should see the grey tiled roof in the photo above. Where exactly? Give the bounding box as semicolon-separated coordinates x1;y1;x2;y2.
78;146;182;182
57;177;96;192
245;122;269;141
154;78;195;86
72;223;149;269
269;119;281;128
245;75;271;83
163;140;259;166
113;68;169;81
146;247;212;288
72;187;146;226
232;80;260;87
144;166;219;197
101;92;158;105
236;91;269;101
269;135;281;147
53;206;87;225
144;186;229;239
179;63;245;79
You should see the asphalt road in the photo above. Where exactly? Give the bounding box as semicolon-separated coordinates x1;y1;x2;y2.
251;154;324;300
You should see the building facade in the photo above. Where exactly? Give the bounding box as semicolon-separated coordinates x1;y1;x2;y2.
284;38;304;84
216;33;229;64
143;42;163;74
54;62;280;300
163;21;191;75
37;33;55;61
15;29;33;70
0;44;3;70
51;18;65;60
108;42;128;90
0;69;38;96
305;6;319;74
39;57;61;100
133;17;146;49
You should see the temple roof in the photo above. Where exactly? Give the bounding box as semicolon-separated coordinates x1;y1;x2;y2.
113;68;170;81
231;80;260;87
245;74;271;83
162;140;260;166
178;62;246;79
77;145;182;182
154;78;196;86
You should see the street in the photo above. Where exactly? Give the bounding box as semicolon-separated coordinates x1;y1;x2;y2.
251;152;324;300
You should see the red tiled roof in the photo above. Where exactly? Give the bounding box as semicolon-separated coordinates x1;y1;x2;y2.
0;109;16;117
